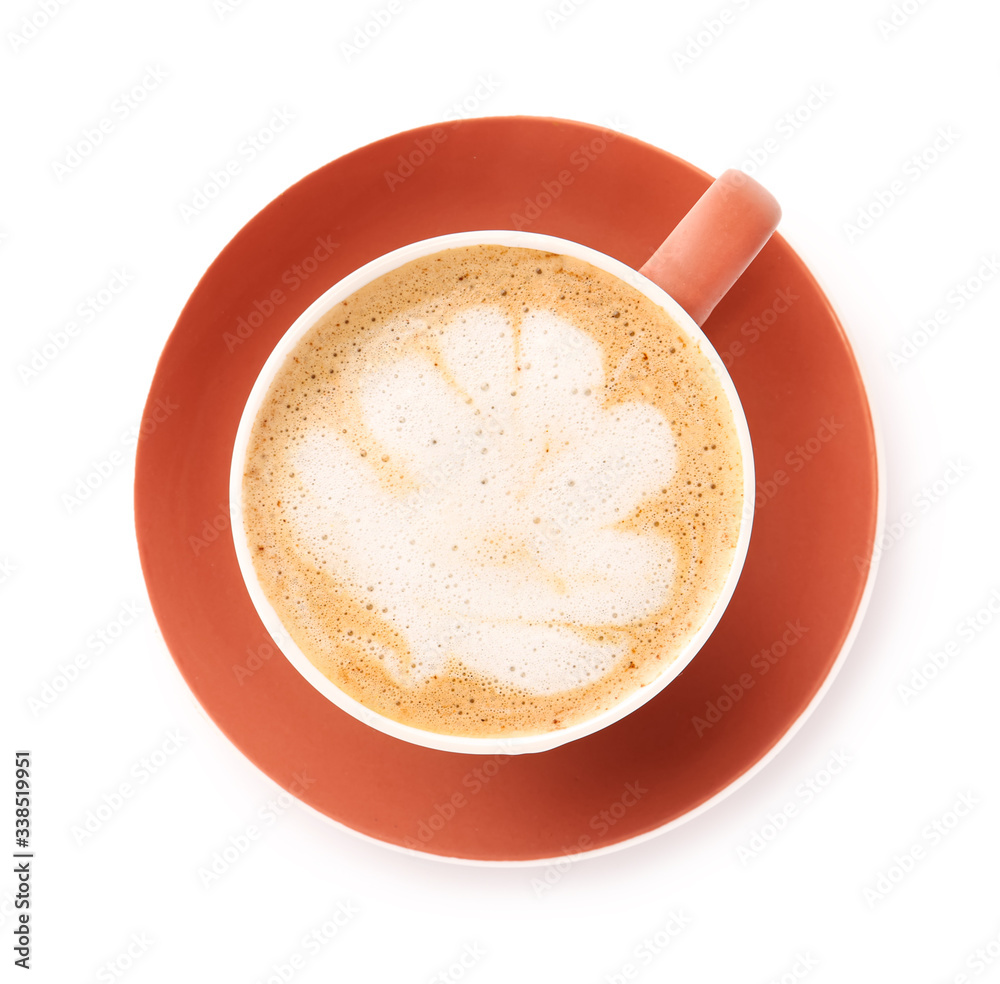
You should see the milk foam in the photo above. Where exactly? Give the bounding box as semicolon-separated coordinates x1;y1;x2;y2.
242;244;744;738
287;305;677;694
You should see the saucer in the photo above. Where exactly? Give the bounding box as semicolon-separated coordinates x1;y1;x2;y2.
134;116;880;863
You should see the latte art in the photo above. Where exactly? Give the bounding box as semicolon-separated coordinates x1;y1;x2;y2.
289;305;677;694
241;245;744;738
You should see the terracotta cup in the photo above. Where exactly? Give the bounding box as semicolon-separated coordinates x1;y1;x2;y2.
229;170;781;755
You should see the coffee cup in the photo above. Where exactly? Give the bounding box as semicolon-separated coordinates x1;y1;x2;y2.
230;169;780;755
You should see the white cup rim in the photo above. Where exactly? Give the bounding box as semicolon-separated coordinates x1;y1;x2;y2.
229;230;755;755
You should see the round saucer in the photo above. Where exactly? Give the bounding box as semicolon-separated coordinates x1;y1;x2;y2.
135;116;879;863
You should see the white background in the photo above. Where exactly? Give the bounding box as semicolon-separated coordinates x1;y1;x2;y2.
3;0;1000;981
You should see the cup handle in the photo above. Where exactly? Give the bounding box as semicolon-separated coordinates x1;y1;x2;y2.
638;169;782;327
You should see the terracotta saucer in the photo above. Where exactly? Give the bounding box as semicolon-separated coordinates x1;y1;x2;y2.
134;116;880;864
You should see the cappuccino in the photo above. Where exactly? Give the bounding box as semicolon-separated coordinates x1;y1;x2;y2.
240;244;743;738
